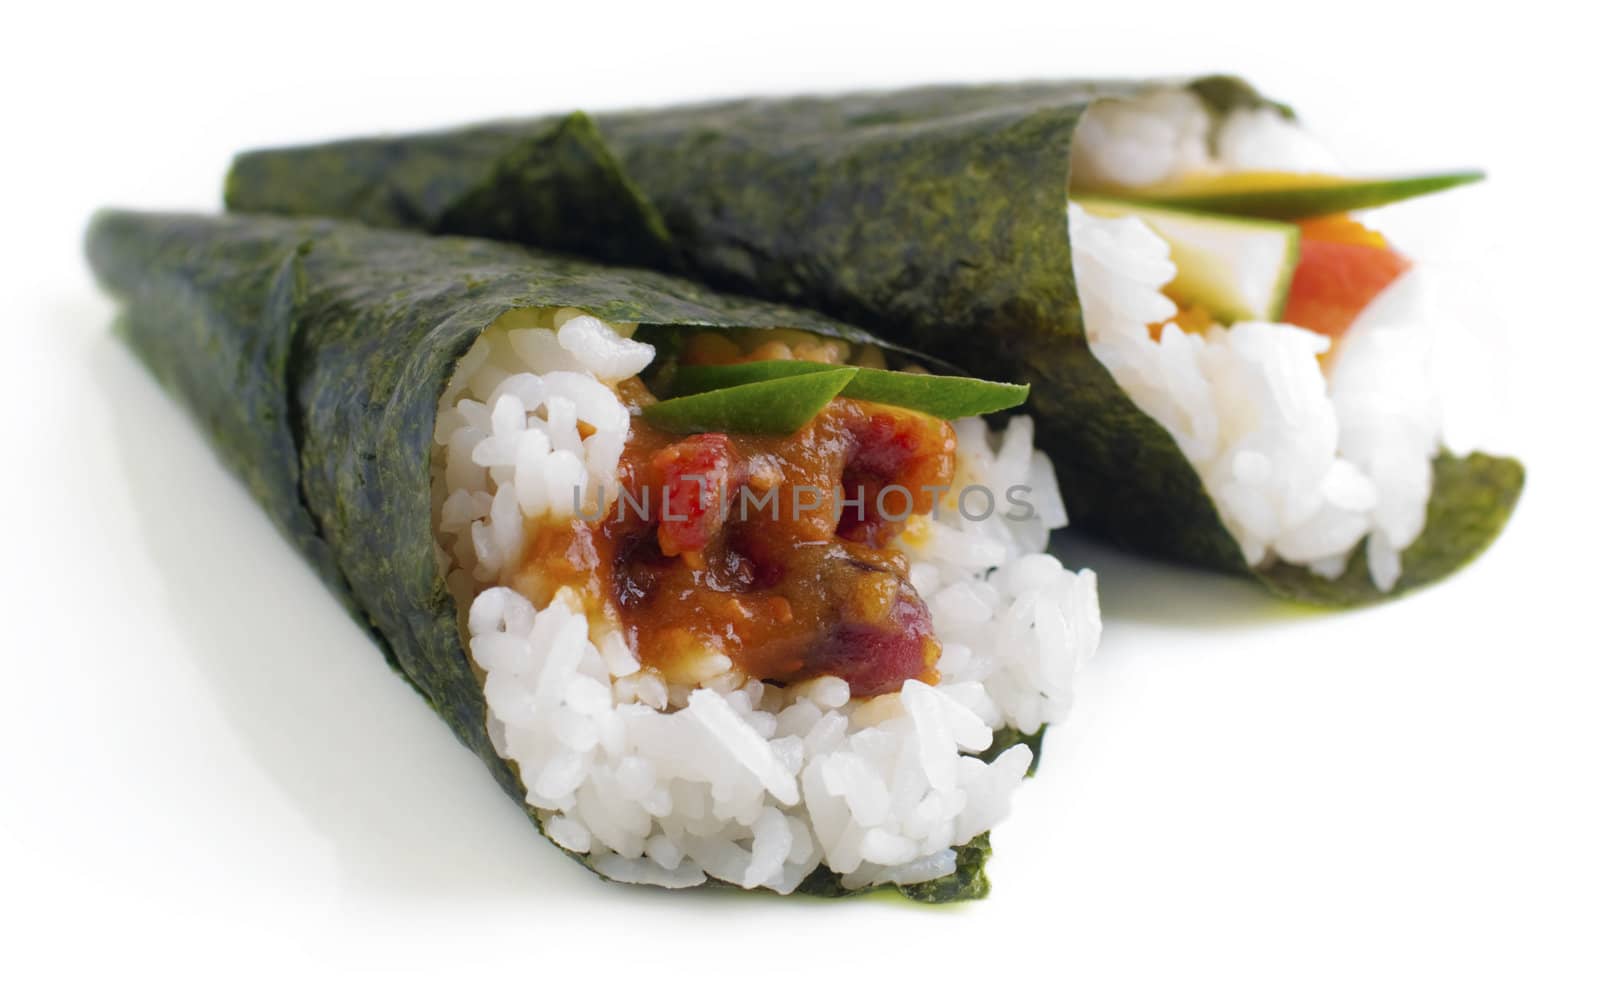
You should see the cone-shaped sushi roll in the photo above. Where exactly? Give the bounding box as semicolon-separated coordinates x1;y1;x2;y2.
226;76;1523;603
1062;89;1516;597
86;211;1099;900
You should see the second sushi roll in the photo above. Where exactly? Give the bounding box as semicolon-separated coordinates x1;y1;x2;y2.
227;76;1524;604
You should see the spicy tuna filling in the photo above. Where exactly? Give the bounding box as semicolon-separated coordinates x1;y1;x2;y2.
433;311;1101;892
517;398;954;697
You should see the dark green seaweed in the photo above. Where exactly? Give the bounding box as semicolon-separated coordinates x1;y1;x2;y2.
227;75;1523;604
86;209;1017;902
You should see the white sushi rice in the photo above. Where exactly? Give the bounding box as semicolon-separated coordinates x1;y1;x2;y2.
431;308;1101;892
1068;89;1445;589
1070;87;1341;189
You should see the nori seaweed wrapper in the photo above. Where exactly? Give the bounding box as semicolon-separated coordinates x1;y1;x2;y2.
227;75;1523;604
84;209;997;901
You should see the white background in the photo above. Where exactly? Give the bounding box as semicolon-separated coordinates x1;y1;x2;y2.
4;1;1597;993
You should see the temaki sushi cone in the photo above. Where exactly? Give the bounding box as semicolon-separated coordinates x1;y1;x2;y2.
86;210;1101;900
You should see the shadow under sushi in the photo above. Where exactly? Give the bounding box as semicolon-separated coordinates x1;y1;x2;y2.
1050;534;1308;629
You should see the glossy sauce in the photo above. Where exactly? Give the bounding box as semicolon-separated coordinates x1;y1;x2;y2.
511;387;956;697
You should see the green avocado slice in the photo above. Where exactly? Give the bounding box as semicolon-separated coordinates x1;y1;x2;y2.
643;367;859;434
1102;170;1485;220
671;359;1030;420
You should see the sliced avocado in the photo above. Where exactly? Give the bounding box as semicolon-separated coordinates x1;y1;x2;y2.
1098;170;1484;220
671;360;1030;419
643;368;858;435
1074;197;1300;323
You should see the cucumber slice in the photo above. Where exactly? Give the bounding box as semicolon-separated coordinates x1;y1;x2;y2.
1098;170;1484;220
1074;197;1300;323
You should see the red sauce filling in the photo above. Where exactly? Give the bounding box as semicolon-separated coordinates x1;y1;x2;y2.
511;393;956;697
